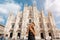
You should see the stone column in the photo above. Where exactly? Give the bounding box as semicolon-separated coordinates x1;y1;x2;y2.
43;19;49;39
20;5;29;39
33;7;41;40
48;11;56;38
41;10;49;39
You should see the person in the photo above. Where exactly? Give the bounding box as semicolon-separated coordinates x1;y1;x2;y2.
1;34;4;40
0;34;2;40
27;22;36;40
5;34;8;40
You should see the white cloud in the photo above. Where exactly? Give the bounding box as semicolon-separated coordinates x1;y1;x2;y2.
0;17;4;23
0;0;22;25
45;0;60;17
0;7;8;14
45;0;60;29
56;21;60;25
45;0;55;10
0;2;22;15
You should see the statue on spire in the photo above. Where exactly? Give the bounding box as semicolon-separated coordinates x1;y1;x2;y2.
33;0;36;6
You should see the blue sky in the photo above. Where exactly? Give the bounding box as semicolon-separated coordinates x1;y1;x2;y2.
0;0;60;29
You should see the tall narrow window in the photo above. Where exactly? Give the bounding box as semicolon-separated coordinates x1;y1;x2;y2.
17;33;20;38
19;24;21;28
40;33;44;39
47;23;50;28
10;32;13;38
49;33;52;37
6;34;8;37
39;18;41;22
40;23;43;28
29;19;31;23
12;23;15;28
20;18;22;22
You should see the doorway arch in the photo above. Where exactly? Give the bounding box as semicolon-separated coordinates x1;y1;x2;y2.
48;30;53;39
17;33;21;38
40;30;45;39
10;32;13;38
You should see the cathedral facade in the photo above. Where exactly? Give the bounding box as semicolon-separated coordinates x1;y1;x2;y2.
4;4;60;40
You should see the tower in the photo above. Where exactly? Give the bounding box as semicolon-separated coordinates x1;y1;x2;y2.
48;11;56;38
32;0;41;39
12;11;22;39
40;10;49;39
20;4;30;39
4;12;15;38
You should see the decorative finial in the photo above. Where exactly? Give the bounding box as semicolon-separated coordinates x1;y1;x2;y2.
48;10;52;17
33;0;36;6
9;11;13;16
24;4;28;7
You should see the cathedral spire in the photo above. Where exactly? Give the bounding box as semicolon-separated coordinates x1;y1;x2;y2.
33;0;36;7
24;4;28;7
32;0;37;13
24;4;29;11
40;10;45;18
48;11;52;17
9;11;14;17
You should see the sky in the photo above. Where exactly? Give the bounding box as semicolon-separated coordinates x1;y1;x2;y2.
0;0;60;29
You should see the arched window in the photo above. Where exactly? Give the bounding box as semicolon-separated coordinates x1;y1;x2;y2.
6;34;8;37
17;33;21;38
47;23;50;28
49;33;52;37
12;23;15;28
39;17;41;22
29;19;31;23
10;32;13;38
40;23;43;28
20;18;22;22
19;24;21;28
40;33;44;39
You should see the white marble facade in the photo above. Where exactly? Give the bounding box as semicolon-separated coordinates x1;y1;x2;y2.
4;4;60;40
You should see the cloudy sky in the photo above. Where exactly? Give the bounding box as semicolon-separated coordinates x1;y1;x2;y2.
0;0;60;29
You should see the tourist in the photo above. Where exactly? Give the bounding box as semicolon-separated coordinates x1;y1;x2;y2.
1;35;4;40
27;22;36;40
5;34;8;40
